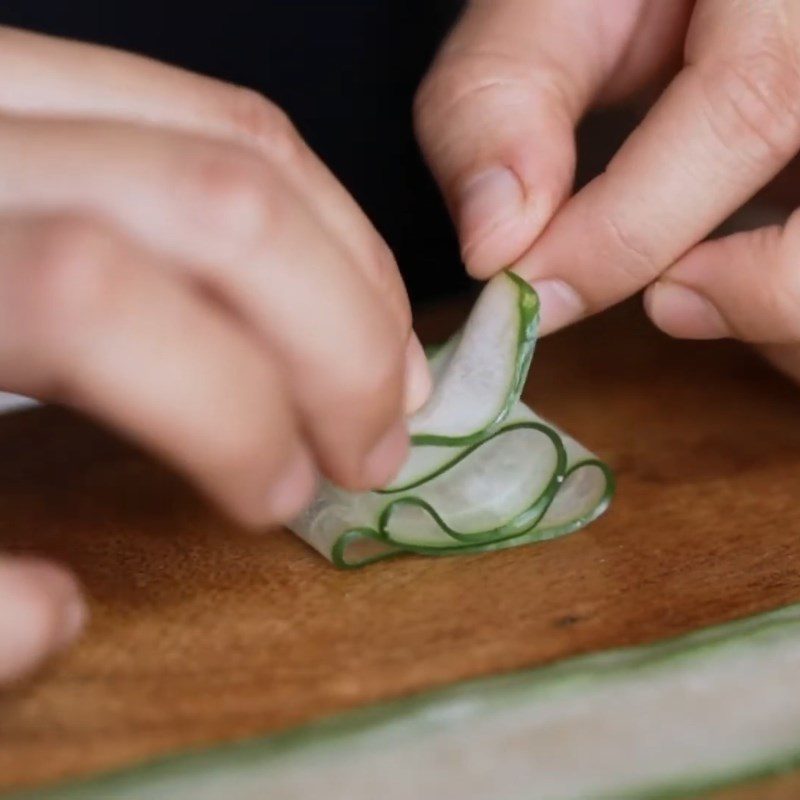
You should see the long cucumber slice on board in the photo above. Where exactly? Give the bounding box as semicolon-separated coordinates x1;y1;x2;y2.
12;602;800;800
290;271;614;568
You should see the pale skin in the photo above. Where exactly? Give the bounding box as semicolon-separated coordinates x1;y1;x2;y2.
5;0;800;681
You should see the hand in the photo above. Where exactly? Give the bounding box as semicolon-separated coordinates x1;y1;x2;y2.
0;27;431;683
416;1;800;374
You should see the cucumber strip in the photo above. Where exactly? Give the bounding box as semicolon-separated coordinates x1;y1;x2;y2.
424;332;460;380
409;271;538;445
379;424;563;546
13;603;800;800
290;271;613;567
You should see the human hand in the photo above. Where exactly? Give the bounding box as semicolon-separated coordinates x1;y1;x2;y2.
416;1;800;375
0;27;430;682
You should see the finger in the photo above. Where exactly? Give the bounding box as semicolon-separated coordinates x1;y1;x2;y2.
644;211;800;344
517;1;800;334
414;1;596;278
0;25;418;352
0;556;85;684
0;115;409;489
0;117;414;489
414;0;691;278
0;214;314;525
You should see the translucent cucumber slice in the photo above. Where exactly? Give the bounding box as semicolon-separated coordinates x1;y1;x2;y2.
424;331;460;381
379;422;564;547
385;399;561;494
17;604;800;800
291;422;564;557
408;271;538;445
289;271;613;568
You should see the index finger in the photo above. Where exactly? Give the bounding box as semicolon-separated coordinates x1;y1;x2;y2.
516;3;800;334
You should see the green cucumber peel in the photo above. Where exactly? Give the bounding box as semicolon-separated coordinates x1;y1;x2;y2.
290;270;614;567
11;602;800;800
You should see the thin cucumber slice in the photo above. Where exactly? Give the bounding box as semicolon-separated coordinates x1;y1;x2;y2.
424;331;460;381
379;423;563;546
409;271;538;445
305;423;564;553
13;603;800;800
290;271;613;568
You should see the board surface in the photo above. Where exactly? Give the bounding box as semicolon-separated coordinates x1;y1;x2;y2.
2;294;800;798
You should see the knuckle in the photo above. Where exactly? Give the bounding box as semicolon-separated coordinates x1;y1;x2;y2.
698;47;800;166
596;212;662;289
31;216;112;271
224;87;305;165
205;401;296;481
415;49;500;114
23;217;121;341
414;48;568;145
335;336;404;418
214;419;287;475
414;53;501;142
186;149;274;248
413;65;450;135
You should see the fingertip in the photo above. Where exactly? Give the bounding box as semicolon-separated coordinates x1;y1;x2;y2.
362;419;409;490
404;335;432;414
644;281;730;340
0;556;86;684
261;446;318;526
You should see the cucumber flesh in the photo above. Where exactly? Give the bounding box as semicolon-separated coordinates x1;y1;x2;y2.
14;603;800;800
408;272;537;444
424;332;460;381
290;271;614;568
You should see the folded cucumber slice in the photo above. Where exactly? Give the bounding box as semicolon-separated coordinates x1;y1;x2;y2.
15;603;800;800
290;271;614;568
409;271;538;445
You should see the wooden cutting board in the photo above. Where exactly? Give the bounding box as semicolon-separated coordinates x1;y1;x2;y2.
2;291;800;798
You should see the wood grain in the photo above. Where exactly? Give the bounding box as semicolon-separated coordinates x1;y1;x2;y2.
2;294;800;797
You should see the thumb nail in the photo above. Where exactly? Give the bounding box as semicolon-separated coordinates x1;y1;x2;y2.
645;282;729;339
364;420;409;489
458;166;525;258
404;335;432;414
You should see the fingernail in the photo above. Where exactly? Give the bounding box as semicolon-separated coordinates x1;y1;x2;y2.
645;282;729;339
265;449;317;523
364;420;409;489
458;166;524;251
529;279;585;335
56;597;87;651
1;557;86;652
404;335;432;414
25;561;87;649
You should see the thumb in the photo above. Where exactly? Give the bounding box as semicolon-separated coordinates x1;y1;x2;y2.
644;208;800;346
414;0;619;278
643;210;800;384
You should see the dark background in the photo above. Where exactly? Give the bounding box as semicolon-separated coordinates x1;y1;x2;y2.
0;1;468;305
